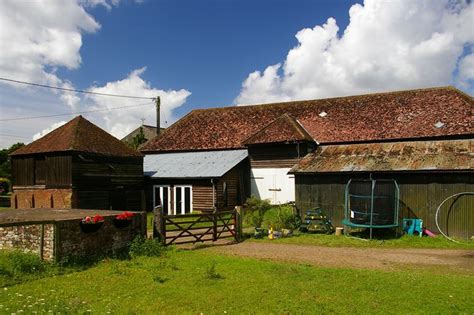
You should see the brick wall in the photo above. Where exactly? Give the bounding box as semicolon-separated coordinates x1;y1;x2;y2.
11;189;74;209
0;224;55;261
55;213;146;261
0;212;146;262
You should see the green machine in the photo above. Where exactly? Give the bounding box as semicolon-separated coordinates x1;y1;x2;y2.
299;208;334;234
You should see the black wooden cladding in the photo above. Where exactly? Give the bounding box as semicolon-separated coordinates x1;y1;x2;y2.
248;142;313;168
12;158;34;186
71;154;143;190
12;153;144;211
295;172;474;239
12;155;71;187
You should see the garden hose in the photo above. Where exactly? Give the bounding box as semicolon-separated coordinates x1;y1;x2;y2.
434;192;474;244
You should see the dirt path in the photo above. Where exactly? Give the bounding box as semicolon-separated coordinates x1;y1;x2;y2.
207;242;474;273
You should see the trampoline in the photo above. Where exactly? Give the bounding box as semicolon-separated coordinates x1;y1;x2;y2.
342;179;400;239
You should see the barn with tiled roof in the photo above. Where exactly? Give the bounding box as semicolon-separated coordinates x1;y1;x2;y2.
10;116;144;211
142;86;473;239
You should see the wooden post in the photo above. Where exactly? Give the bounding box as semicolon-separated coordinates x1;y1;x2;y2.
235;206;243;242
153;206;165;245
212;209;217;242
39;224;45;260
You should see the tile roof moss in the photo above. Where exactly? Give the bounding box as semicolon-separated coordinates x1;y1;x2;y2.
141;86;473;152
11;116;143;157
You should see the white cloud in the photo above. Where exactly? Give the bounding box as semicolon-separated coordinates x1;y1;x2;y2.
235;0;474;105
33;121;67;141
0;0;100;107
458;53;474;87
86;68;191;139
0;0;190;148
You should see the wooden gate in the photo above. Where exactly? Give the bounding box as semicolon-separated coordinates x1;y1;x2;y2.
153;208;242;245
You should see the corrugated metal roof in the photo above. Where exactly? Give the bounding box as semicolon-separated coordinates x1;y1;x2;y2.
290;139;473;173
144;149;248;178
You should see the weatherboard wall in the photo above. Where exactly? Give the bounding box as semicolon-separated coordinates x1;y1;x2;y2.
11;153;144;211
295;172;474;239
71;154;144;211
145;161;249;213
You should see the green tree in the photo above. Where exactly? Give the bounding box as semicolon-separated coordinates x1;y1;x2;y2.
0;142;25;181
127;127;148;150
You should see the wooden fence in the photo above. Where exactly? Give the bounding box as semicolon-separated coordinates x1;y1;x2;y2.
153;208;242;245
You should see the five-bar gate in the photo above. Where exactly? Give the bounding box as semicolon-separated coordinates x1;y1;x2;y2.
153;208;242;245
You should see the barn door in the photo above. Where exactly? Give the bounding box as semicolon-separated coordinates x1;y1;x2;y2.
251;168;295;204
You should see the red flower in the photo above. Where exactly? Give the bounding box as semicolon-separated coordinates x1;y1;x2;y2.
115;211;134;221
93;215;105;223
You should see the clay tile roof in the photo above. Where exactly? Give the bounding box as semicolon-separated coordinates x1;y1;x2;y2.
289;139;473;173
141;87;473;153
243;114;314;145
11;116;142;157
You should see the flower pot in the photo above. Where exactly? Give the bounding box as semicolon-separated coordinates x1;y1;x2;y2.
113;218;132;229
79;221;104;233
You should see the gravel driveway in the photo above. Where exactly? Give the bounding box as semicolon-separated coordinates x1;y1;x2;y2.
207;242;474;273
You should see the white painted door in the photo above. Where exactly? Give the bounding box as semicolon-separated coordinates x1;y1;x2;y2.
250;168;295;204
153;185;171;215
174;185;193;215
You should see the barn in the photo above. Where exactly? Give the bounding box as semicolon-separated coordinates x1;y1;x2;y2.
10;116;144;211
141;87;473;226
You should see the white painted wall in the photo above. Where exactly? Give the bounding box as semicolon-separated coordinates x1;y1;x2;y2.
250;168;295;204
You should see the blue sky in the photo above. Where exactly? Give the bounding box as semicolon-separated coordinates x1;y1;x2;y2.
0;0;472;147
64;0;357;116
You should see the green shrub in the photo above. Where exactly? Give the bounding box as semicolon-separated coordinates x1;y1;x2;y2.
10;251;45;274
0;250;49;286
129;236;165;258
0;177;9;194
262;205;301;231
244;196;272;228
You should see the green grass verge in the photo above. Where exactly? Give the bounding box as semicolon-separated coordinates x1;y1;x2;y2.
0;249;473;314
248;232;474;249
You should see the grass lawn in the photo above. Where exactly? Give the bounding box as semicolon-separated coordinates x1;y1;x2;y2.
0;248;473;314
248;232;474;250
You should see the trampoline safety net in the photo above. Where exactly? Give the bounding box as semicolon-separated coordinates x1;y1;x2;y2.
344;179;399;228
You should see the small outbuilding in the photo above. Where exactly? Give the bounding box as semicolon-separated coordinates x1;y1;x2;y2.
144;149;249;214
10;116;144;211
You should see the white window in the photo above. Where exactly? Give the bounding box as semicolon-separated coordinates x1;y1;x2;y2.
174;185;193;215
153;185;171;215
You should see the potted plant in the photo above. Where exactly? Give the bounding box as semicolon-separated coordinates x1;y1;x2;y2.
79;214;105;233
113;211;134;228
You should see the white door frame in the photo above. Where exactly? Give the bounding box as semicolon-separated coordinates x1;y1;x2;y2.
173;185;193;215
153;185;171;215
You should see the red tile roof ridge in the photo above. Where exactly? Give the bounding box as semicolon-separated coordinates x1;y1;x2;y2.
189;85;468;112
140;86;472;152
